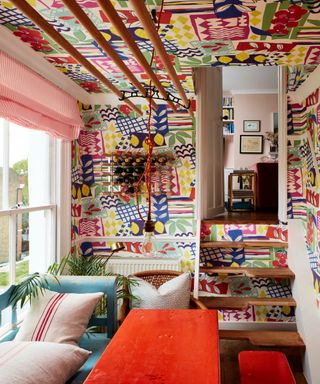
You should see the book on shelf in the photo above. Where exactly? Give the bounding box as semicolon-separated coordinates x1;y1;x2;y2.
223;122;234;134
223;97;233;107
223;108;234;120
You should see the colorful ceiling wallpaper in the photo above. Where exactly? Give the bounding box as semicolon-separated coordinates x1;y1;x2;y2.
288;85;320;306
72;102;196;271
0;0;320;103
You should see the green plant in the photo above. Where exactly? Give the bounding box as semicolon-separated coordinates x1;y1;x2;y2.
10;253;135;309
264;131;278;145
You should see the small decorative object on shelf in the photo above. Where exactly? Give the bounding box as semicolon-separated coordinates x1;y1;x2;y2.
99;149;179;196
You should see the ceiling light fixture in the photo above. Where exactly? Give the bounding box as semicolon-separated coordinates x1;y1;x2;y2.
133;1;168;257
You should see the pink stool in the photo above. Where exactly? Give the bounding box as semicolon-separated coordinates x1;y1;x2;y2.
239;351;296;384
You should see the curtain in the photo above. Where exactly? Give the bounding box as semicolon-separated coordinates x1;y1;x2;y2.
0;51;83;140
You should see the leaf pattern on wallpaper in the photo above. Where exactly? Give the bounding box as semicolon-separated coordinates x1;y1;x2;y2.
153;105;169;136
167;131;192;147
167;219;193;237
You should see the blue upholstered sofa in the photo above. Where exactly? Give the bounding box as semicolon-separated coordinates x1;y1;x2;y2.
0;275;118;384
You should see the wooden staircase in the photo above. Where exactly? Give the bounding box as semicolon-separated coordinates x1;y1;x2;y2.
198;217;305;349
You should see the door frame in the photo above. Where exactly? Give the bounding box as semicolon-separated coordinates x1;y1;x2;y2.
278;66;288;224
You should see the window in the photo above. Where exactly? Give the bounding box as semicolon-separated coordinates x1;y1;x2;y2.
0;119;57;293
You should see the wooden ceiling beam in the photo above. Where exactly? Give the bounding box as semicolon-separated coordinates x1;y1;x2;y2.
129;0;193;117
96;0;178;113
9;0;143;116
61;0;158;110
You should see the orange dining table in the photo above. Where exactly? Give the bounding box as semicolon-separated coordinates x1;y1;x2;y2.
84;309;220;384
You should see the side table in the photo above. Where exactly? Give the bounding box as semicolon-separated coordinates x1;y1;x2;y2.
228;170;257;211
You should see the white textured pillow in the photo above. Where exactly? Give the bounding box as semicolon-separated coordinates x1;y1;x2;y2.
15;289;103;345
0;341;90;384
130;273;191;309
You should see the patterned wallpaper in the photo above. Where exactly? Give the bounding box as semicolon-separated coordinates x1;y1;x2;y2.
288;85;320;306
72;103;196;271
0;0;320;105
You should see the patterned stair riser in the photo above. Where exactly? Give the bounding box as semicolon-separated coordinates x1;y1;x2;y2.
200;222;293;322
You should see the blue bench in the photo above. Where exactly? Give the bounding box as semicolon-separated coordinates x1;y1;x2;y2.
0;275;118;384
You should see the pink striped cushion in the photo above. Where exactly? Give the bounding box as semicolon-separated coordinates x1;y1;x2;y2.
0;341;90;384
15;289;103;345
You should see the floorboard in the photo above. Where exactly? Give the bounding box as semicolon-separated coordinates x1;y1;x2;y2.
203;211;278;224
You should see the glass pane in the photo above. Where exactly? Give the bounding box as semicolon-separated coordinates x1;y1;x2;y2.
27;210;53;274
9;123;50;208
1;306;13;329
16;212;29;284
0;216;9;292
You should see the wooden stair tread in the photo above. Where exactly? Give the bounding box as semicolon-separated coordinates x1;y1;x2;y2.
200;267;294;279
200;296;296;310
200;241;288;248
219;330;305;348
202;212;278;225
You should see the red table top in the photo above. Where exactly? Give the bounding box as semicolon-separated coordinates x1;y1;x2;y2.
84;309;220;384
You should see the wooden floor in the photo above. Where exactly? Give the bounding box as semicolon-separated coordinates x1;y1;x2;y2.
219;340;307;384
203;210;278;224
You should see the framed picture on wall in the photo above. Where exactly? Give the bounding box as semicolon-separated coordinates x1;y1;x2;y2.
243;120;261;132
240;135;263;154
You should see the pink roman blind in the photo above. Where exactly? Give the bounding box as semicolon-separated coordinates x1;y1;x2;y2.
0;51;83;140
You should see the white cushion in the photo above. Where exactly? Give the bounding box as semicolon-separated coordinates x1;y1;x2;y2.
0;341;90;384
130;273;191;309
15;289;103;345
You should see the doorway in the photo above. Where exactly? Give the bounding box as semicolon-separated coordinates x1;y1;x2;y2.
195;66;287;223
223;66;278;219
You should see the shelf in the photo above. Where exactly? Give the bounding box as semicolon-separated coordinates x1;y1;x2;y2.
200;241;288;248
231;190;254;198
199;267;294;279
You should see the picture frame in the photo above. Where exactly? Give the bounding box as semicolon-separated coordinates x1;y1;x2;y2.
243;120;261;132
240;135;264;154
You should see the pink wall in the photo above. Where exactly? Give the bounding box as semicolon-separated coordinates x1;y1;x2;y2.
223;135;234;168
224;93;278;169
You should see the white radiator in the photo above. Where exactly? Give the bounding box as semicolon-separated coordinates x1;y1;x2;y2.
106;257;180;276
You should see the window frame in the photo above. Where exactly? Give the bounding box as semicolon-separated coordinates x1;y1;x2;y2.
0;119;58;286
